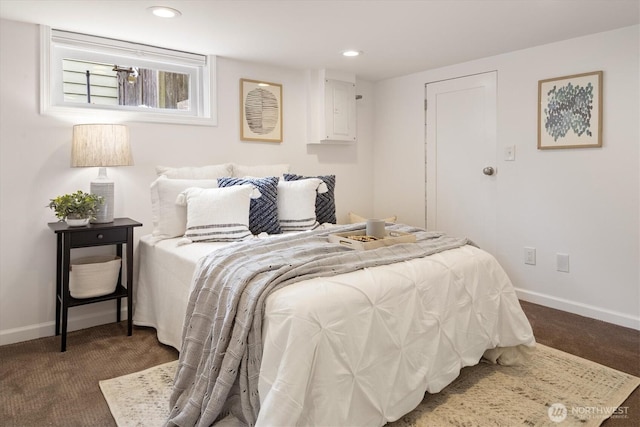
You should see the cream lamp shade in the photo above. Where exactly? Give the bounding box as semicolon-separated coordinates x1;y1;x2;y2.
71;124;132;223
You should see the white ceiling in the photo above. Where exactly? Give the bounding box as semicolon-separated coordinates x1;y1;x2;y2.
1;0;638;82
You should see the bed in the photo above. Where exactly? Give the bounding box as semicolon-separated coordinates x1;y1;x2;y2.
133;164;535;426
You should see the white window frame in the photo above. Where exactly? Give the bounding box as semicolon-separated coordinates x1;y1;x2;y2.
40;26;217;126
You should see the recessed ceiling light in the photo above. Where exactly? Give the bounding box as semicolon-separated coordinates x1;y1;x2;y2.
148;6;182;18
342;50;362;57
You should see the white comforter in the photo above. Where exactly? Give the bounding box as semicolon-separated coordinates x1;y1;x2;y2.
134;234;534;426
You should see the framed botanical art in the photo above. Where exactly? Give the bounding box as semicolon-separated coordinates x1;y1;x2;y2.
538;71;602;149
240;78;283;142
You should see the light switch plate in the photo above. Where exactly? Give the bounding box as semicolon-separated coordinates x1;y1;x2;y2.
505;145;515;161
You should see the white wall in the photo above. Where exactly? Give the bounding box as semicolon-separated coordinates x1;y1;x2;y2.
0;19;374;345
2;19;637;346
373;25;639;329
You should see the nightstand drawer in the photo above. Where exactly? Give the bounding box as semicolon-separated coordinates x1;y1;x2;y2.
70;228;127;247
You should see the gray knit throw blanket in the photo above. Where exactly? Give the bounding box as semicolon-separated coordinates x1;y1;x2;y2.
165;224;471;427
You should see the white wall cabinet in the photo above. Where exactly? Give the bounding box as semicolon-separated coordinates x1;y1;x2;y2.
307;69;357;143
323;79;356;142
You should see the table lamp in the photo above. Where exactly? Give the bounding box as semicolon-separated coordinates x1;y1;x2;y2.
71;124;132;223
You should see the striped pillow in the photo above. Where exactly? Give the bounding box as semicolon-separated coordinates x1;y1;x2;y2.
218;176;281;235
176;185;257;243
277;178;327;232
284;174;336;224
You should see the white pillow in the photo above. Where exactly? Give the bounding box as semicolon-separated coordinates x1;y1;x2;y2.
232;163;289;178
277;178;328;232
156;164;233;179
176;185;259;244
150;176;218;239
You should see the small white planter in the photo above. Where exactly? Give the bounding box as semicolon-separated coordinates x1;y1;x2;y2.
65;217;90;227
69;255;121;298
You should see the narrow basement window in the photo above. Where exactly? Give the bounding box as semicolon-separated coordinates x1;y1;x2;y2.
41;27;217;126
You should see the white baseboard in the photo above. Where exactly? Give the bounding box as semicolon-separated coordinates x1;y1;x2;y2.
516;288;640;331
0;307;128;346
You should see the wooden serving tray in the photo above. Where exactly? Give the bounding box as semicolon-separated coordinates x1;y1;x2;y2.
328;229;416;250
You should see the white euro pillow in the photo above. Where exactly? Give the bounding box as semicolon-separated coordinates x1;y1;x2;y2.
150;176;218;239
231;163;289;178
156;163;233;179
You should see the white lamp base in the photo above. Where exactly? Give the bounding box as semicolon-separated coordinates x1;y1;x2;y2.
91;167;114;223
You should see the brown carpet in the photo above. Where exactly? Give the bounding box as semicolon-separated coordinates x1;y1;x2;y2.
0;301;638;426
0;323;177;427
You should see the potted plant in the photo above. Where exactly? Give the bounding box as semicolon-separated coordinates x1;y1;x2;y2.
48;190;104;226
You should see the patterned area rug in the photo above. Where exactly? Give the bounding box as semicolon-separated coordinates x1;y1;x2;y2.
100;344;639;427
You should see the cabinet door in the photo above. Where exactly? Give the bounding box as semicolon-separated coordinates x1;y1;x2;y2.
324;79;356;141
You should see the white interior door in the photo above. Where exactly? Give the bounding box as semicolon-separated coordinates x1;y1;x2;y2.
425;72;497;253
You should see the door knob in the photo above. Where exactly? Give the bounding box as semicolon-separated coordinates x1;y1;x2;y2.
482;166;495;176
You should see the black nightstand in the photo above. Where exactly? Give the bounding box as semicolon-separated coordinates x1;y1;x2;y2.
48;218;142;352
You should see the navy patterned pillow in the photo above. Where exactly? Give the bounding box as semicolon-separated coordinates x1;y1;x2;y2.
284;174;336;224
218;176;281;235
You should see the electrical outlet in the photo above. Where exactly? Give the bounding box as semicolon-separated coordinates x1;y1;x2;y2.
524;247;536;265
557;253;570;272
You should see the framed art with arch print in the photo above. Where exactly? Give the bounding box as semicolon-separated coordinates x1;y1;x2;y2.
240;78;283;142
